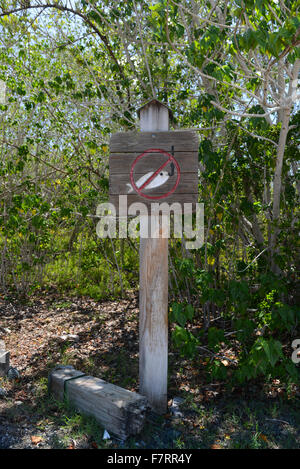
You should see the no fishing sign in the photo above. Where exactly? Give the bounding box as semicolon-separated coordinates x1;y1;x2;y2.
109;131;199;213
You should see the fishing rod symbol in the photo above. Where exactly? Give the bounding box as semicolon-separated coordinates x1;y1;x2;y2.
128;147;180;200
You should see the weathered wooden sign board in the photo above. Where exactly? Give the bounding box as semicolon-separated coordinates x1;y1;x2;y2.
109;131;198;211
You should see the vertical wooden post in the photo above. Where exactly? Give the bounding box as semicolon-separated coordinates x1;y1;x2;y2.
138;100;170;414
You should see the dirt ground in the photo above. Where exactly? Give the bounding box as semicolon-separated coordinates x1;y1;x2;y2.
0;292;299;449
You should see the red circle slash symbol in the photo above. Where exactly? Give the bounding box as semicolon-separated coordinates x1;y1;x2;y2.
129;148;180;200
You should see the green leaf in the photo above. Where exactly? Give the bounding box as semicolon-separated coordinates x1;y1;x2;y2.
207;327;225;351
261;338;283;368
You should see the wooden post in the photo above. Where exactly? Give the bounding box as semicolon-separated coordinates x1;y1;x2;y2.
138;100;171;414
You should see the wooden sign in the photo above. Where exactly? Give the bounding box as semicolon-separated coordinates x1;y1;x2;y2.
109;131;199;212
107;100;199;414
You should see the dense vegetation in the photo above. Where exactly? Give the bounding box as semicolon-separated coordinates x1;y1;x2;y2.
0;0;299;390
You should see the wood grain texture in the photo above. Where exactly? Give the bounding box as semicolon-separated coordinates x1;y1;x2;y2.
109;151;198;174
110;131;199;153
138;104;171;415
0;350;10;377
109;194;198;214
139;221;168;414
48;366;148;440
109;131;199;212
139;101;169;131
109;172;198;195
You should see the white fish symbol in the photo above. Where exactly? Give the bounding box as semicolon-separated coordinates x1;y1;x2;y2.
127;170;170;193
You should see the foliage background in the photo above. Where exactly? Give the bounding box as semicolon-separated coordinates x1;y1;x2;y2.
0;0;299;387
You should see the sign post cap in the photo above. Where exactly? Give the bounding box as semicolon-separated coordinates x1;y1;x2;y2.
137;99;173;121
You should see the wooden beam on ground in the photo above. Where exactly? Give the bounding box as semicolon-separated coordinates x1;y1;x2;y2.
48;366;148;440
0;350;9;377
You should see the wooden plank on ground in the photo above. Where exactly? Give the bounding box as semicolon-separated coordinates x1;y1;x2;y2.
0;350;10;377
48;366;148;440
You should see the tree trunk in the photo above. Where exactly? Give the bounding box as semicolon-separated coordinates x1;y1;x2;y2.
271;59;300;273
